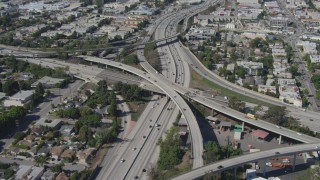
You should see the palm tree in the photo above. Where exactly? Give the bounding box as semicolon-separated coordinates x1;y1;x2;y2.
34;155;48;167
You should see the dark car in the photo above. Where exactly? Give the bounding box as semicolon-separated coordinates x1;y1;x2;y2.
217;165;223;169
275;152;280;155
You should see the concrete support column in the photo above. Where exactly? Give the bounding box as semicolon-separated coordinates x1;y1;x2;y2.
279;135;282;145
212;109;215;116
234;167;237;180
242;122;245;131
292;154;297;171
263;159;267;177
105;65;108;68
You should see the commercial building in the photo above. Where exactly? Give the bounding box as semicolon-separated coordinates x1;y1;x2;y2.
31;76;64;88
268;15;288;28
3;90;33;107
35;118;62;129
279;85;302;107
186;26;216;41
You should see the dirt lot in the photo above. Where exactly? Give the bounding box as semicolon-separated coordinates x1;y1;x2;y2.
89;144;109;169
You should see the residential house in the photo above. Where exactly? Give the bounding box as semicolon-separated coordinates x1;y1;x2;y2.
272;48;287;57
59;125;74;137
41;170;56;180
297;40;317;55
129;5;153;15
310;55;320;63
278;78;296;86
3;90;33;107
50;146;65;160
236;61;263;75
258;85;277;94
61;149;75;162
55;172;69;180
124;15;147;28
76;148;96;164
37;145;51;156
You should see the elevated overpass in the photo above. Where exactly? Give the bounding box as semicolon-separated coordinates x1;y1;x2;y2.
172;143;320;180
0;33;180;56
79;55;320;144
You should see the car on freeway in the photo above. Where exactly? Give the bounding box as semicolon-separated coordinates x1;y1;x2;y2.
120;159;125;163
217;165;223;169
143;135;146;139
149;125;153;128
275;152;280;155
132;147;137;151
142;169;147;172
134;176;139;179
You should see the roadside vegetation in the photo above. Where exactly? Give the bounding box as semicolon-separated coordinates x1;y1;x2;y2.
144;42;162;72
113;82;151;121
190;69;274;107
203;141;242;164
149;124;191;179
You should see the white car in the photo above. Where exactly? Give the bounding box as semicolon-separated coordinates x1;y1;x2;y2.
132;147;137;151
120;159;125;163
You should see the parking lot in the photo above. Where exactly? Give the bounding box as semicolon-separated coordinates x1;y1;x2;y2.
213;127;290;154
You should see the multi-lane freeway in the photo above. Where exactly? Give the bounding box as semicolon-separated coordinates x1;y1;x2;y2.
2;0;320;179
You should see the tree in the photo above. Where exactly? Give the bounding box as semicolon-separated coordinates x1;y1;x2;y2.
35;155;48;166
35;83;45;96
4;168;14;179
51;163;64;173
235;66;246;78
108;100;117;116
228;97;245;112
124;54;139;65
7;106;26;120
264;106;286;125
3;80;19;96
79;125;92;142
203;141;222;163
310;162;320;180
289;64;298;76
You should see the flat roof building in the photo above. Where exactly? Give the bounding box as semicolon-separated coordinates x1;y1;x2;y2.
3;90;33;107
35;118;62;129
31;76;64;88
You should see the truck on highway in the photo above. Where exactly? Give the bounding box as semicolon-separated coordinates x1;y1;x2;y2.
245;113;256;120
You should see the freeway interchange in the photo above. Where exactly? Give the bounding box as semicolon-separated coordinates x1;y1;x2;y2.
3;0;320;179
